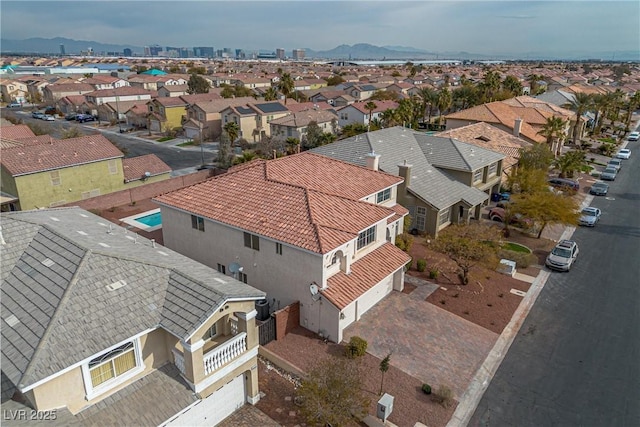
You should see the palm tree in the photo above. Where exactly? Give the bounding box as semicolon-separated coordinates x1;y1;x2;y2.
527;74;544;95
277;73;294;105
553;150;586;179
224;121;239;144
417;87;438;124
263;87;278;101
436;88;452;126
623;91;640;132
564;92;593;147
365;101;377;131
233;150;258;165
538;116;567;157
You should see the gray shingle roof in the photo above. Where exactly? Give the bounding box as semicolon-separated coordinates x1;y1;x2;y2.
416;135;505;172
1;207;264;390
311;127;490;209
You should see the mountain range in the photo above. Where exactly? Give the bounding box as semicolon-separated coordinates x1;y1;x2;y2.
1;37;638;62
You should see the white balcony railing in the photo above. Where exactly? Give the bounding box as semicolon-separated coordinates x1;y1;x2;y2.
173;349;186;375
203;332;247;375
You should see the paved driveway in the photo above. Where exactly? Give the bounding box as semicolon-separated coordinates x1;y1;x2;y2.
343;280;498;398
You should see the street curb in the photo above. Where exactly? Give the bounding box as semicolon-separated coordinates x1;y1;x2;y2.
447;193;594;427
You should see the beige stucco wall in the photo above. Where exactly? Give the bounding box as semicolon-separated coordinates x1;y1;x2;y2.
123;172;171;188
8;159;126;210
28;328;172;414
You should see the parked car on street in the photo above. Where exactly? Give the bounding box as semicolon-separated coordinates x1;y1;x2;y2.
31;111;44;119
607;158;622;171
548;177;579;191
546;240;579;272
7;102;21;108
76;114;96;123
616;149;631;159
579;207;601;227
41;114;55;121
65;113;77;121
600;167;618;181
627;131;639;141
589;182;609;196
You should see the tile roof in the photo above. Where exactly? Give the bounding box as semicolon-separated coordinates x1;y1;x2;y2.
1;134;124;176
339;100;399;114
269;109;337;127
46;83;96;93
192;97;256;114
311;127;490;210
155;153;403;254
0;125;36;141
86;86;154;97
436;122;532;171
122;154;171;182
322;243;410;309
0;207;265;389
285;101;334;113
152;97;188;107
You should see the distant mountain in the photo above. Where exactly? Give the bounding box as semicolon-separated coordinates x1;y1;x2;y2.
383;45;429;54
304;43;439;60
0;37;142;54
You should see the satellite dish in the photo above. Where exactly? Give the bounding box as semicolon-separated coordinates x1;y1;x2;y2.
229;262;242;274
144;171;151;177
309;283;319;296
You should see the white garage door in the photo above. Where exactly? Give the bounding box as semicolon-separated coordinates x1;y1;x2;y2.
357;274;393;318
163;374;245;427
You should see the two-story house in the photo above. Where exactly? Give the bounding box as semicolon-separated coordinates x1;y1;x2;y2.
42;83;96;104
147;97;189;133
220;102;290;142
154;153;411;343
269;109;338;142
336;100;399;128
182;97;256;141
0;78;29;104
311;127;504;237
0;134;170;210
1;208;265;426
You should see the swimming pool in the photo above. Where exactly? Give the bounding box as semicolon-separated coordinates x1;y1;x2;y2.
120;209;162;232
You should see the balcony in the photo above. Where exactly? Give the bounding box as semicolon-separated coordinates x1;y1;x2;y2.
203;332;247;375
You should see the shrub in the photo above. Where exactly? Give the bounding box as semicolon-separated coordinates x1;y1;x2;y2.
416;259;427;272
395;233;414;252
345;336;368;359
431;385;454;408
421;384;432;395
429;268;439;280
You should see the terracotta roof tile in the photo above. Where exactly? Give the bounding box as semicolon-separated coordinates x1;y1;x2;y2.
1;135;123;176
155;153;404;253
0;125;36;141
322;242;411;309
122;154;171;182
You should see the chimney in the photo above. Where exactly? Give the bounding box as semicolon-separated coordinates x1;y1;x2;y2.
365;151;381;171
513;118;522;137
398;160;412;188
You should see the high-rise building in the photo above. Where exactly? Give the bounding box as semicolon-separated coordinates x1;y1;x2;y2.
276;48;285;60
179;48;192;58
144;45;163;56
59;44;65;55
123;48;132;57
292;49;305;60
235;49;245;59
193;47;214;58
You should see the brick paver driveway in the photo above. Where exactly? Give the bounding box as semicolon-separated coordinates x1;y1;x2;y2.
343;285;499;398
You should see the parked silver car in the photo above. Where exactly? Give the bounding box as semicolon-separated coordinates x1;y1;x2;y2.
546;240;579;272
579;207;601;227
600;167;617;181
607;158;622;171
589;182;609;196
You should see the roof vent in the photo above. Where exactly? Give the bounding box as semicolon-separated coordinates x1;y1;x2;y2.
5;315;20;328
77;231;88;236
50;217;60;222
41;258;55;268
214;277;227;284
157;250;168;256
98;242;110;248
106;280;126;291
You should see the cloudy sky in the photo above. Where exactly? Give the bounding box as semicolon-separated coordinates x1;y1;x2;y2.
1;1;639;56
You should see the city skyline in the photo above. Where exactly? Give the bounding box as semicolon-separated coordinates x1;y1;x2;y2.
1;1;639;58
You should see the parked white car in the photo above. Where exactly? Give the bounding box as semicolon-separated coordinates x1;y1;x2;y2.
627;131;639;141
616;148;631;159
546;240;579;272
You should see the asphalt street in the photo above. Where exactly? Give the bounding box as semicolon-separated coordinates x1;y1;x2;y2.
4;109;215;170
469;139;640;426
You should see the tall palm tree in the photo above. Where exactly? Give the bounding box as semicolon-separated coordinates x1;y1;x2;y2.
623;91;640;132
564;92;593;146
436;88;452;126
417;87;438;124
277;73;294;105
365;101;377;131
263;87;278;101
538;116;567;157
224;121;239;144
527;74;544;95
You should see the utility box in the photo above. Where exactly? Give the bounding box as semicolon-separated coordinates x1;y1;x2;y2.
377;393;394;422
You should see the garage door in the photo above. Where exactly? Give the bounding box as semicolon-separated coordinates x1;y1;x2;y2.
163;374;245;426
357;274;393;319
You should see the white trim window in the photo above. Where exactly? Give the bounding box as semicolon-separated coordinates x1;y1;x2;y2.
416;206;427;231
488;162;498;177
438;208;451;226
82;339;143;400
473;169;483;183
357;226;376;250
376;188;391;204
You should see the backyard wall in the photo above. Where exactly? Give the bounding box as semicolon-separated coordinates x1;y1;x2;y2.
273;302;300;341
63;169;216;211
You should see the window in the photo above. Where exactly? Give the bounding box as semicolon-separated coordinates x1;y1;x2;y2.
244;232;260;250
357;226;376;250
438;208;451;226
488;163;498;176
88;342;136;388
473;169;483;183
330;252;339;265
275;242;283;255
108;159;118;175
191;215;205;231
203;323;218;340
238;272;248;284
217;263;226;274
416;206;427;231
376;188;391;203
50;171;61;186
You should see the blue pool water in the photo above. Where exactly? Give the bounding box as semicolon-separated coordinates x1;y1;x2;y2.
135;211;162;227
